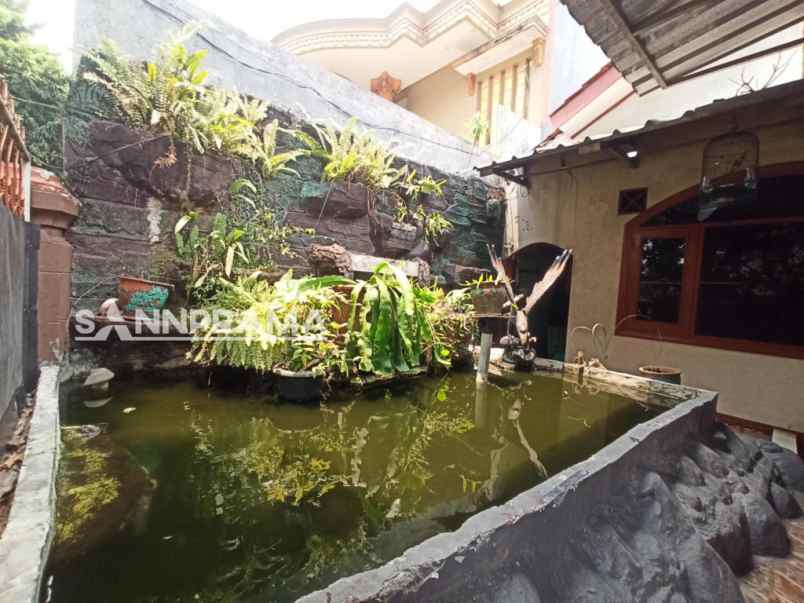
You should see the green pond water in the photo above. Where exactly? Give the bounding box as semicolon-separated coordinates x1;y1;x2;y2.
49;371;663;602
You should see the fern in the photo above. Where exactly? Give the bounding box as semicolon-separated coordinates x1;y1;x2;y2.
83;27;305;176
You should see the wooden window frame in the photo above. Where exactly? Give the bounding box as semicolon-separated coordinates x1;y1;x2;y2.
616;162;804;360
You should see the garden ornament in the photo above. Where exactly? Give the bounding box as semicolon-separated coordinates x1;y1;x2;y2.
487;245;573;369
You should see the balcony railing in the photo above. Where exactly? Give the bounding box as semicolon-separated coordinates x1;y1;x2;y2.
0;77;31;220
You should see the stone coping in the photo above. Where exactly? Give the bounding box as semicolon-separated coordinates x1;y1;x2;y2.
0;366;61;603
299;362;720;602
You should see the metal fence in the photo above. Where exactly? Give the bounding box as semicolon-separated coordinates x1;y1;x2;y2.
0;78;30;220
0;76;36;442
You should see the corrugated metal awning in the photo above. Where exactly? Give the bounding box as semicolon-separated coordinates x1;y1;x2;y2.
477;78;804;179
561;0;804;95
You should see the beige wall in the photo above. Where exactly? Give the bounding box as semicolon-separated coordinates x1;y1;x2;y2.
518;123;804;431
400;46;550;147
400;65;476;142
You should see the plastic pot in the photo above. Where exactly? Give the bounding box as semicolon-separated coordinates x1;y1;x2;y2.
275;369;323;403
118;275;173;317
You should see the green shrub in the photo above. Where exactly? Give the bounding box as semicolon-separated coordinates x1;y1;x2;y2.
190;264;474;379
84;27;303;178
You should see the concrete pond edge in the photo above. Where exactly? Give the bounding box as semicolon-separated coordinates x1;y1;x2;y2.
0;365;61;603
299;365;743;602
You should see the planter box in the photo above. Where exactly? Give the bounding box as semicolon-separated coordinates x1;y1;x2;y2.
301;181;369;219
470;285;508;316
118;276;173;317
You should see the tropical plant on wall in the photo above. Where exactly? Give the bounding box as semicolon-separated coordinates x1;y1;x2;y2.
83;27;305;178
394;167;452;245
174;178;314;301
298;118;454;243
295;118;400;192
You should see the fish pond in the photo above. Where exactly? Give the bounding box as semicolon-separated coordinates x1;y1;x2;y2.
49;371;665;602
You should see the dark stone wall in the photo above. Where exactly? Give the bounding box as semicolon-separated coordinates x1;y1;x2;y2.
63;102;503;316
0;204;26;432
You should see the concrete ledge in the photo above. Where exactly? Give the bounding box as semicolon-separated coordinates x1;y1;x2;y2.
0;366;61;603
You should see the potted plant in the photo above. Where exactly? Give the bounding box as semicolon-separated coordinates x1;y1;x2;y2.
274;368;324;403
466;273;508;316
273;337;345;403
118;275;174;317
638;365;682;385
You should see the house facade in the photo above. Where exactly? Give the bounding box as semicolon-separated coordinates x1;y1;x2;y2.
483;80;804;434
273;0;597;150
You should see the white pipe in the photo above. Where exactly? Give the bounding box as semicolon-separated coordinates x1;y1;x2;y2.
476;332;493;385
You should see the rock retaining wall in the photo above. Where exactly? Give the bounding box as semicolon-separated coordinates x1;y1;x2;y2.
73;0;486;175
64;112;503;320
301;369;804;603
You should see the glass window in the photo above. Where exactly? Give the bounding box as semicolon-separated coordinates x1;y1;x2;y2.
644;174;804;226
618;169;804;358
637;237;686;323
696;222;804;345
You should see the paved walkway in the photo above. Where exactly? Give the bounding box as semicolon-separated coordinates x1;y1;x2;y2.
742;517;804;602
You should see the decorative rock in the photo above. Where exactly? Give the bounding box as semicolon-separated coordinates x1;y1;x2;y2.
770;481;802;519
308;243;352;276
302;182;369;219
82;368;115;389
492;573;542;603
82;397;112;409
88;120;236;205
757;440;804;492
743;496;790;556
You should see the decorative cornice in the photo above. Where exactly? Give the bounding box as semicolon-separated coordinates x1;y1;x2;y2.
273;0;548;55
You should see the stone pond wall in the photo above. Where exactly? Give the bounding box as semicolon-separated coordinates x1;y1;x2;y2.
65;0;505;320
301;366;804;602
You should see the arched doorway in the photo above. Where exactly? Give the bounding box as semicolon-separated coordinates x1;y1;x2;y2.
507;242;573;360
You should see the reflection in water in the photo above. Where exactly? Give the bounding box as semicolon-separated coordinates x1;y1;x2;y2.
52;372;660;602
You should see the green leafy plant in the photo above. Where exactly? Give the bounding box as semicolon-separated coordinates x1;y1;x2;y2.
0;0;69;170
83;28;305;177
295;117;401;192
345;262;470;374
175;210;247;296
189;264;475;379
243;119;307;179
191;272;352;375
463;273;498;289
469;112;489;145
421;209;453;244
174;177;315;301
394;167;451;244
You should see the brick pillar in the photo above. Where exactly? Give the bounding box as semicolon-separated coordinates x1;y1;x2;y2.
29;168;79;362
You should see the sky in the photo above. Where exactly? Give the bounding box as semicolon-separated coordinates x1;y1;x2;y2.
25;0;444;72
